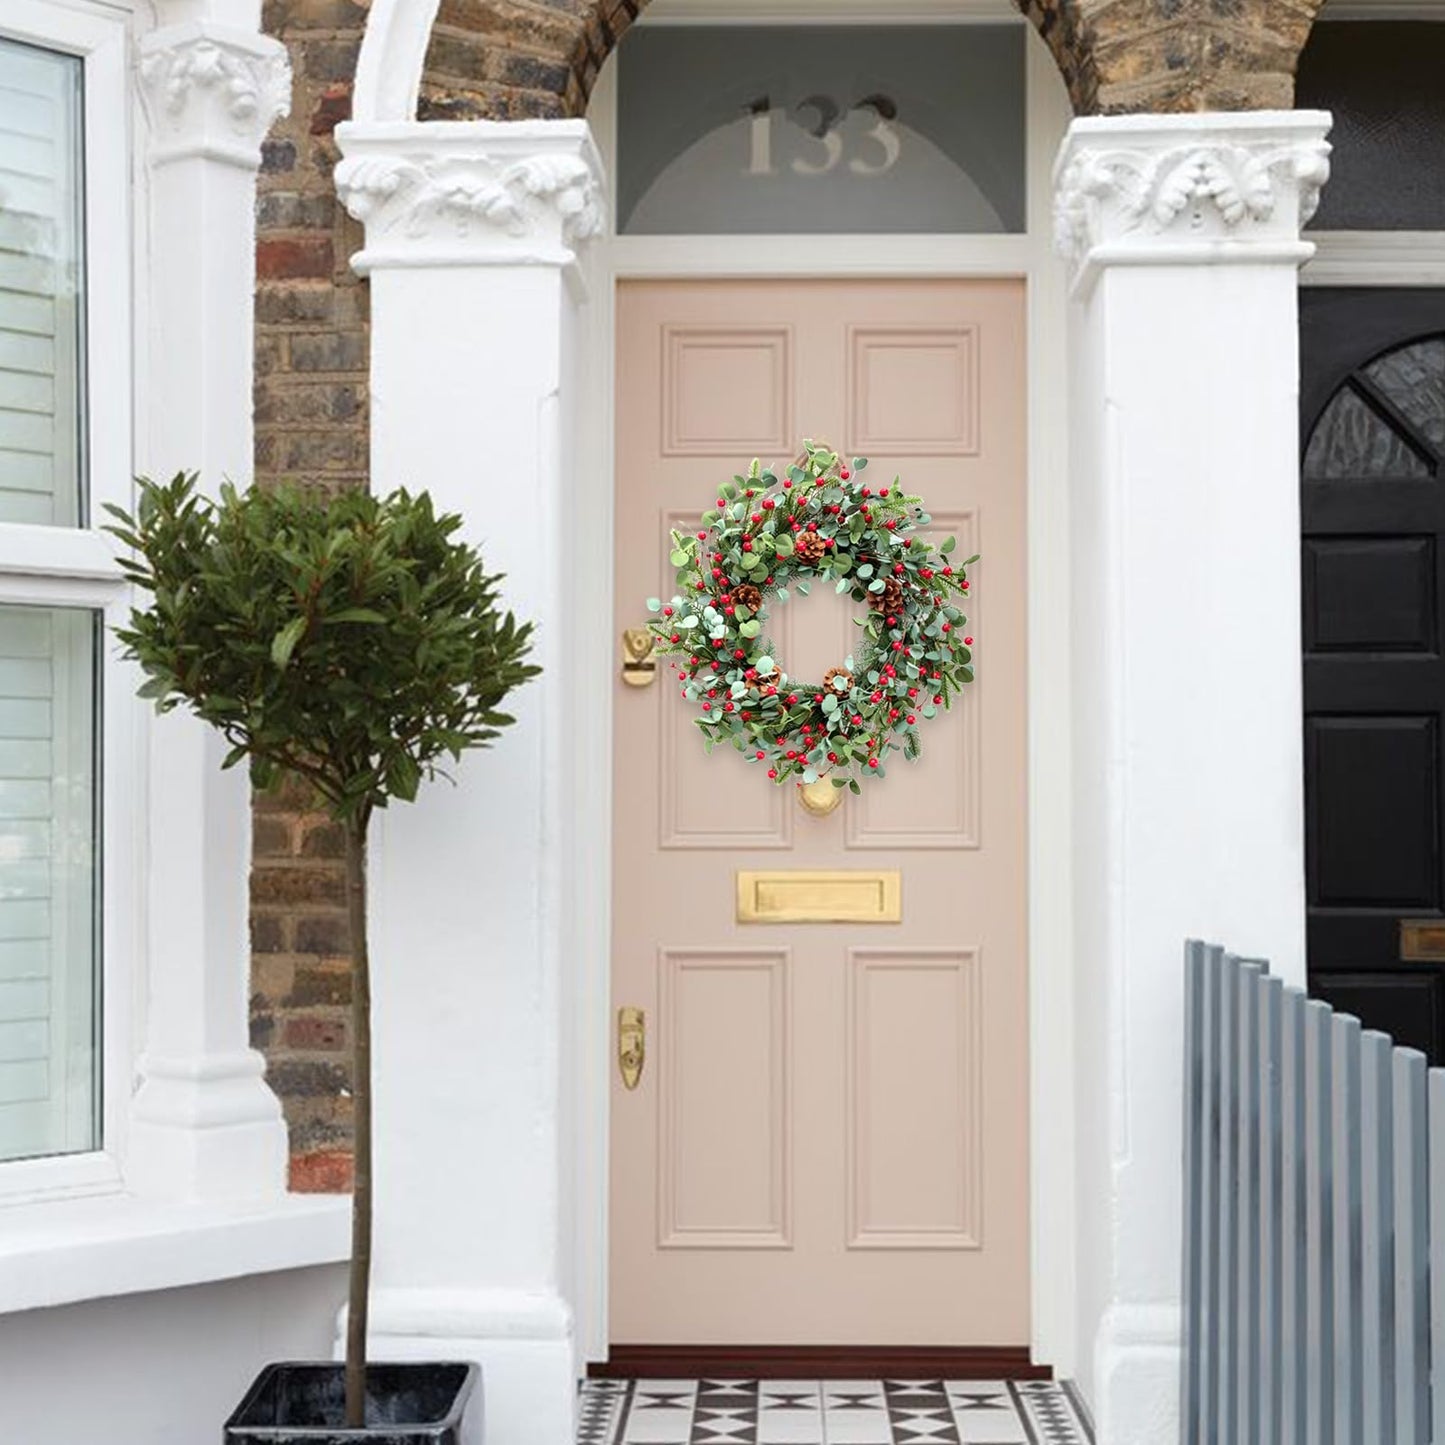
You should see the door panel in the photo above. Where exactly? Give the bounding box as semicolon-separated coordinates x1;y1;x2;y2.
1301;289;1445;1061
612;278;1028;1345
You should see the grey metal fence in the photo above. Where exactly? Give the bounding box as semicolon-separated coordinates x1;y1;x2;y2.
1181;940;1445;1445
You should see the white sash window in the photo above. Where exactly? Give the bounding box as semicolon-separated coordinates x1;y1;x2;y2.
0;32;106;1169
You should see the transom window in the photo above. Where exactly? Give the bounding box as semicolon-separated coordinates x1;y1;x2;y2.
0;32;101;1166
615;25;1026;236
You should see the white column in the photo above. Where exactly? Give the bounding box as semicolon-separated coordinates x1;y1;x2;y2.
1054;111;1330;1442
128;14;293;1199
334;119;605;1445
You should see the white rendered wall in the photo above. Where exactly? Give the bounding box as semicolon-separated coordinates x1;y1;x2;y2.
334;119;605;1445
0;1264;344;1443
1056;112;1330;1442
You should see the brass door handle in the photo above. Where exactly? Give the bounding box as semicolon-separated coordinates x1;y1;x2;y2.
621;629;657;687
618;1007;645;1089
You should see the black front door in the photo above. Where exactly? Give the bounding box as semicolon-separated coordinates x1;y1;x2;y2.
1301;288;1445;1060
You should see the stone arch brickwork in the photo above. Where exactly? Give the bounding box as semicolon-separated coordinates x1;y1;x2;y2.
417;0;1329;123
251;0;1327;1187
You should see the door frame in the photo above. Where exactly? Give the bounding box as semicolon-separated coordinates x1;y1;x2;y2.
574;0;1079;1376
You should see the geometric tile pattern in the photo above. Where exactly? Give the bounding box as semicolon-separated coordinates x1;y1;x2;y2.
578;1378;631;1445
578;1379;1093;1445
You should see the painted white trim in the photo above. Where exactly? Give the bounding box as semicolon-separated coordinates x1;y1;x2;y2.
1318;0;1445;17
0;0;137;1211
611;234;1034;277
583;25;1079;1377
1302;230;1445;286
0;1190;350;1314
0;0;341;1316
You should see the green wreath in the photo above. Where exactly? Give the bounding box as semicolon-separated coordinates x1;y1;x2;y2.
645;441;978;793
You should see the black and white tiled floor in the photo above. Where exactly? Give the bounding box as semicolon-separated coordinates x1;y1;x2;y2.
579;1379;1094;1445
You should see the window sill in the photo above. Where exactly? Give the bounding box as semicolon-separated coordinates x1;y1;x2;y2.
0;1190;351;1315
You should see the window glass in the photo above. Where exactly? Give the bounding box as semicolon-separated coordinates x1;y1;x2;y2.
1303;334;1444;481
616;25;1026;235
1296;22;1445;231
0;36;85;525
0;605;98;1163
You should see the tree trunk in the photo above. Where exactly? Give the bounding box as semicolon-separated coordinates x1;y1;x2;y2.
344;816;373;1429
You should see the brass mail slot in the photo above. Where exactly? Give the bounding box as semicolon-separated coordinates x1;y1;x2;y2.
736;869;902;924
1401;919;1445;962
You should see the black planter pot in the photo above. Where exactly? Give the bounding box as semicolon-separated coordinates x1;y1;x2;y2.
225;1362;480;1445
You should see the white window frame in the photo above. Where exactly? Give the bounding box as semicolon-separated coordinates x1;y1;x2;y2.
0;0;140;1206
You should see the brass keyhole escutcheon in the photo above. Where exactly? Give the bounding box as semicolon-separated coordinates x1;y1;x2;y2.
618;1007;645;1090
798;776;845;817
621;629;657;687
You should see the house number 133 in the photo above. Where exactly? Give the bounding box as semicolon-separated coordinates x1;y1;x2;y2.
746;94;902;177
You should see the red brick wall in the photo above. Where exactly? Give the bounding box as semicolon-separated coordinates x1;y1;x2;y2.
253;0;371;1193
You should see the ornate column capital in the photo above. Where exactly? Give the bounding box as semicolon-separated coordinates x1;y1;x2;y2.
334;120;605;276
139;20;291;171
1053;111;1332;296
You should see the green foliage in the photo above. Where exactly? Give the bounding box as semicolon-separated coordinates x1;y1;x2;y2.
106;473;540;825
644;440;977;789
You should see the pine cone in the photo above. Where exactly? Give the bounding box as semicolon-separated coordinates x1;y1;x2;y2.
795;532;827;565
822;666;854;696
875;578;906;618
733;582;763;613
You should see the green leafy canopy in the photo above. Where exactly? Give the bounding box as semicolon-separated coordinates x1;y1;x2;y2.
106;473;541;826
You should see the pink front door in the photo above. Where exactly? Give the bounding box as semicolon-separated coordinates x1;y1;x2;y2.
611;278;1029;1346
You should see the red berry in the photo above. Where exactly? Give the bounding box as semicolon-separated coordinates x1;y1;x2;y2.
942;623;950;632
734;648;745;659
756;750;765;759
868;758;879;769
783;479;792;489
696;531;706;539
907;714;916;724
840;467;851;480
964;636;973;645
742;541;752;551
670;633;679;643
933;695;943;705
702;703;711;711
768;768;777;779
879;488;890;498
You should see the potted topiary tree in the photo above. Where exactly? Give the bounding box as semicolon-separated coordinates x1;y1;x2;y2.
105;474;540;1441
